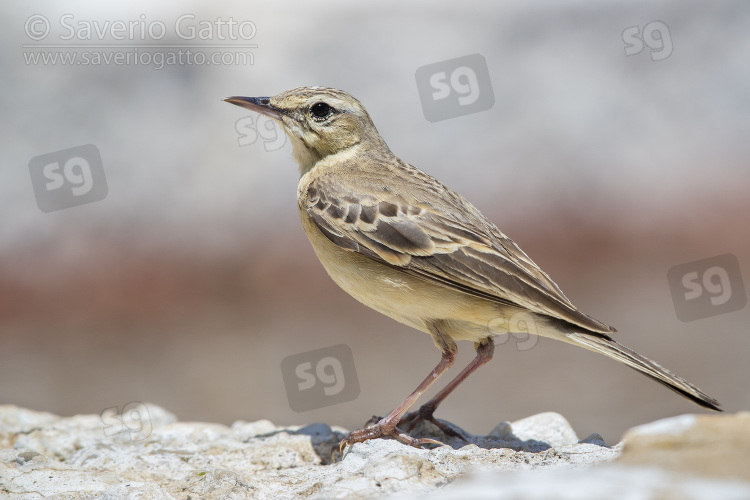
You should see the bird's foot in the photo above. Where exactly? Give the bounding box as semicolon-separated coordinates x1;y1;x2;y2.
400;405;468;442
336;416;443;455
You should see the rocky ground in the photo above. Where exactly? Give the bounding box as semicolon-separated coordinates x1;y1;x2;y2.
0;405;748;499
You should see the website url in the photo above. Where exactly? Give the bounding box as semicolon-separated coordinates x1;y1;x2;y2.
23;48;254;69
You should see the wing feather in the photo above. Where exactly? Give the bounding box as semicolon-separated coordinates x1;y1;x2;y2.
304;172;614;333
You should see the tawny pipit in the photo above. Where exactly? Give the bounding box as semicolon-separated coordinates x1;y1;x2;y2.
225;87;721;450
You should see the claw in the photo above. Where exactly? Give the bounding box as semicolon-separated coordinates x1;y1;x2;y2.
334;418;445;458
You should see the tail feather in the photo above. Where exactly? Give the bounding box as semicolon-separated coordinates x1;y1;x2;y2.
565;332;721;411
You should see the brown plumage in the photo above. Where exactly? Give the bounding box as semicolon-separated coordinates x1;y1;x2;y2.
225;87;721;452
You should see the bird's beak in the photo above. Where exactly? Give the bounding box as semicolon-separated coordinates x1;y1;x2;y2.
223;96;285;121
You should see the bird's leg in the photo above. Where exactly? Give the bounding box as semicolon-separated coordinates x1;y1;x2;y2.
337;332;457;453
402;337;495;440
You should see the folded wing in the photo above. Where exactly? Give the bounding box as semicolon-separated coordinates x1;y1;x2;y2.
304;170;615;335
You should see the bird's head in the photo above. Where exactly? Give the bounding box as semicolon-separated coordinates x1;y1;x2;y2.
225;86;388;174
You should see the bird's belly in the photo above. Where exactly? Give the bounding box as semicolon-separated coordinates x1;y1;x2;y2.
300;213;503;342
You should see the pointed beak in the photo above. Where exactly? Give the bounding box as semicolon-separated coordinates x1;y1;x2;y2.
223;96;285;121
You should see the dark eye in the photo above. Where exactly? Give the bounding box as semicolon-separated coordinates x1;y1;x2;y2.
310;101;332;119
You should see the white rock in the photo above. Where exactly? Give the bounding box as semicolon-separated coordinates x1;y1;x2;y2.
388;465;750;500
1;404;746;499
626;413;697;437
508;412;580;447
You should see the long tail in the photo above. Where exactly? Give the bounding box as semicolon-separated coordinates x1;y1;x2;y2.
564;331;721;411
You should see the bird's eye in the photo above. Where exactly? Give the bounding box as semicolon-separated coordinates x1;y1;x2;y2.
310;101;333;119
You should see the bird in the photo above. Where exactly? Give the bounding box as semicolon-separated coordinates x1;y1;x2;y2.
224;86;721;451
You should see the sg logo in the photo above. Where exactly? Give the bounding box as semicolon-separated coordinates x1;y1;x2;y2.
415;53;495;122
235;115;287;151
281;344;360;412
100;402;152;442
487;310;540;352
28;144;108;212
622;21;673;62
668;254;746;322
430;66;481;106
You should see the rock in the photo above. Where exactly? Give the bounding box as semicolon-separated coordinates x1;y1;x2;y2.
0;404;616;498
502;412;580;447
389;412;750;500
14;451;40;465
579;432;607;446
619;412;750;482
388;465;750;500
0;404;747;499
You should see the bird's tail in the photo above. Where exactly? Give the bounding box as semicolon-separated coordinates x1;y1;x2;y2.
564;331;721;411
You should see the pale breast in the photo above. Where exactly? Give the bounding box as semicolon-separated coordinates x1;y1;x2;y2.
298;206;512;343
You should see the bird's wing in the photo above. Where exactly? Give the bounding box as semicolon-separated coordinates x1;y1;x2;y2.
304;170;615;334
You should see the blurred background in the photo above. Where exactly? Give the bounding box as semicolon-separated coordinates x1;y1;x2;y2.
2;0;748;445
